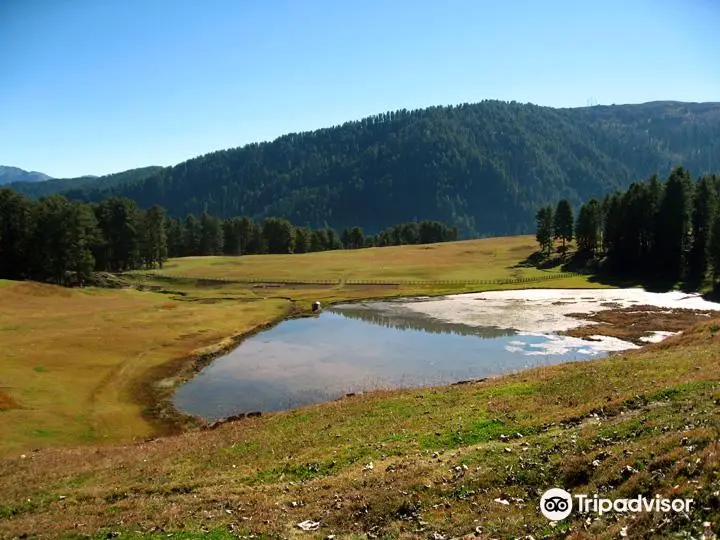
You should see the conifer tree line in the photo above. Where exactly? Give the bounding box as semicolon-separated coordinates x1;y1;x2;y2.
0;189;458;286
536;167;720;286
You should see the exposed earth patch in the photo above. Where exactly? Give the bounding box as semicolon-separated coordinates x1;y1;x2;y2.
562;305;717;345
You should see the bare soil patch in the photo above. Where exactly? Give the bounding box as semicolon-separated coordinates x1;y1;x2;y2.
0;389;19;410
562;305;716;345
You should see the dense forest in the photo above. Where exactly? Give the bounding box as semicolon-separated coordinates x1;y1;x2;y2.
8;101;720;237
7;166;163;199
536;166;720;288
0;188;457;286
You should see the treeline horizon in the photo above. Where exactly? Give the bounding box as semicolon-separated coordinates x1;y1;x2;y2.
0;188;458;286
536;166;720;288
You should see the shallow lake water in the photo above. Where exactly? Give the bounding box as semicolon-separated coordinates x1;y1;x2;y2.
173;296;646;421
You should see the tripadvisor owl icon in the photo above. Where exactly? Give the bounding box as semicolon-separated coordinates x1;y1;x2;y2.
540;488;573;520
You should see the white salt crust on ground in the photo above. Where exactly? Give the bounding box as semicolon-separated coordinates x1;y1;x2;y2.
400;288;720;355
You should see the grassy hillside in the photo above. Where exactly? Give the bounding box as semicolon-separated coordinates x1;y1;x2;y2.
1;314;717;538
1;236;718;538
25;100;720;237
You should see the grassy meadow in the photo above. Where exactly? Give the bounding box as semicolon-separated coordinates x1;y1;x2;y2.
1;235;717;538
151;235;569;282
0;236;600;458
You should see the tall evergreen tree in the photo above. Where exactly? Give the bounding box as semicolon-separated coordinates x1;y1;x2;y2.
166;217;184;258
575;199;602;256
655;167;694;281
325;228;343;250
94;197;140;271
349;227;365;249
602;192;623;261
294;227;311;254
687;176;718;285
262;218;295;254
553;199;574;249
199;212;224;255
535;205;554;255
139;205;168;268
248;221;266;254
182;214;201;256
237;217;255;254
0;189;34;280
310;228;329;252
222;217;243;256
31;196;100;285
710;213;720;282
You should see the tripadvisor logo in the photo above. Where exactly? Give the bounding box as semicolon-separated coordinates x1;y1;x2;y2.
540;488;573;520
540;488;693;520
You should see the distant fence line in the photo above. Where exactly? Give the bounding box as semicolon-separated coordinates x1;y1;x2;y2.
122;271;582;287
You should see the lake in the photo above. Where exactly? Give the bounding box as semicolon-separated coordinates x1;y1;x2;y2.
173;293;653;421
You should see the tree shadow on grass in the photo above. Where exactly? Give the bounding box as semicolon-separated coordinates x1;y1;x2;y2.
513;251;565;270
583;273;679;293
700;282;720;303
556;251;681;293
513;249;717;299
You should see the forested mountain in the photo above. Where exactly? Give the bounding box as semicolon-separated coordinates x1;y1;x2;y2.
0;166;51;185
8;166;163;199
9;101;720;236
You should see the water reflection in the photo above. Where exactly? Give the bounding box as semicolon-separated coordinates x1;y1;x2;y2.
173;302;605;421
331;303;516;338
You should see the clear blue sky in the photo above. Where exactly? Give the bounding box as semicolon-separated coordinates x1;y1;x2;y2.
1;0;718;178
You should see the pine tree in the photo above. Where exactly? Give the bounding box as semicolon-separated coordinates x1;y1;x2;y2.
575;199;602;256
139;206;168;268
262;218;295;254
687;176;717;285
349;227;365;249
183;214;201;256
535;206;554;255
655;167;694;281
710;213;720;282
200;212;224;255
553;199;574;250
94;197;140;271
294;227;311;253
0;189;34;280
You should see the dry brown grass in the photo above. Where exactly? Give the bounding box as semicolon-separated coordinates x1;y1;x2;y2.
155;235;548;282
0;281;291;456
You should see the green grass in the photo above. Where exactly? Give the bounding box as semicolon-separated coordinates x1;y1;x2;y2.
1;325;718;538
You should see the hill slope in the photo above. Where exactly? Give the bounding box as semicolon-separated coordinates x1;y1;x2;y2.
8;165;164;199
0;165;51;185
10;100;720;236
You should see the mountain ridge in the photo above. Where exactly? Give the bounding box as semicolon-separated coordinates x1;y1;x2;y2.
7;100;720;236
0;165;52;185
